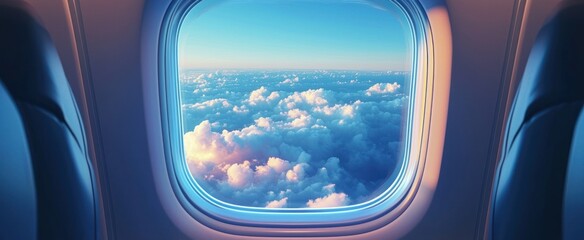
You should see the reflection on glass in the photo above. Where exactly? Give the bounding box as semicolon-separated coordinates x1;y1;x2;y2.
178;0;413;208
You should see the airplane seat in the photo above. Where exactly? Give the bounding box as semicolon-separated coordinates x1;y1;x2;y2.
0;81;37;240
0;1;99;239
564;110;584;239
491;1;584;239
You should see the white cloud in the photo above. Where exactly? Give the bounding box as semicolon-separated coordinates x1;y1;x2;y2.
280;88;330;109
313;102;360;119
286;109;309;119
306;192;350;208
286;163;307;182
226;161;253;188
232;105;249;113
279;76;300;85
288;114;312;128
180;71;407;208
266;197;288;208
267;157;290;173
249;86;268;104
268;92;280;101
183;121;238;166
248;86;280;105
183;98;230;110
365;82;400;96
255;117;273;130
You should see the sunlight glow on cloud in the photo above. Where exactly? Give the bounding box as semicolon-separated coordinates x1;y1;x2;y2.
226;161;254;188
307;192;350;208
175;0;414;209
181;70;407;208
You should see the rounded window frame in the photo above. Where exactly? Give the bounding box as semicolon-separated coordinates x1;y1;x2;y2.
159;0;435;237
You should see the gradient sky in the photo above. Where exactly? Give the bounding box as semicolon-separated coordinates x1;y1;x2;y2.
178;0;413;71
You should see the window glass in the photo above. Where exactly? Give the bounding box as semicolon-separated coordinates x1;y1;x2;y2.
178;0;413;208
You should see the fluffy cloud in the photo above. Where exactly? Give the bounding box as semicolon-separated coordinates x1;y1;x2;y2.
183;120;250;172
280;88;330;108
226;161;253;188
180;70;406;208
286;163;307;182
306;192;350;208
279;76;300;85
248;86;280;105
365;82;401;96
266;197;288;208
183;98;230;110
267;157;290;173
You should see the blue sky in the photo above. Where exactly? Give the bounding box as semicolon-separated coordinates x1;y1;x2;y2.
178;0;413;71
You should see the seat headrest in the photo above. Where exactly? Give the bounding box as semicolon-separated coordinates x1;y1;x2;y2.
507;2;584;149
0;2;86;153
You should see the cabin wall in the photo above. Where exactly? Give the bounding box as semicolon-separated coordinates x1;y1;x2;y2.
403;0;562;239
21;0;563;239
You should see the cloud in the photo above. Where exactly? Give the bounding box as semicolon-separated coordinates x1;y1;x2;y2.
232;105;249;113
365;82;400;96
306;192;350;208
266;197;288;208
267;157;290;173
183;98;231;110
279;76;300;85
286;163;307;182
280;88;330;109
255;117;273;129
226;161;253;188
248;86;280;105
323;183;336;193
180;70;407;208
183;120;244;166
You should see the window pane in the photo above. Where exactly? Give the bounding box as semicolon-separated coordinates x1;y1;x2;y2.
178;0;413;208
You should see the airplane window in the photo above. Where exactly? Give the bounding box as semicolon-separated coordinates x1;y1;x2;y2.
160;0;439;232
177;0;413;209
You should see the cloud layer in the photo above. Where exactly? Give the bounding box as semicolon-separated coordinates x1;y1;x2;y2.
181;70;408;208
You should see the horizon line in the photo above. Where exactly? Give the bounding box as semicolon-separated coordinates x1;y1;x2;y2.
179;67;411;72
